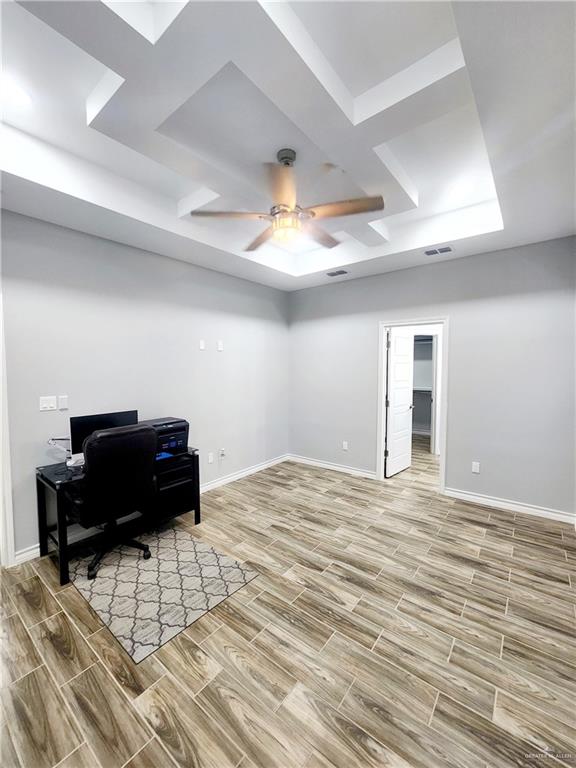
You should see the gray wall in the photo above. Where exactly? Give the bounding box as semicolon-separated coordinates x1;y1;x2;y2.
413;337;433;390
2;212;290;551
289;237;576;515
3;212;575;551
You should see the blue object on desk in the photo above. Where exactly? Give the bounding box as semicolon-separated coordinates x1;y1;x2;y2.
156;451;172;460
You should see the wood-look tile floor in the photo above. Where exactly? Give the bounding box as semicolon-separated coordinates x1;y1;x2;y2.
2;438;575;767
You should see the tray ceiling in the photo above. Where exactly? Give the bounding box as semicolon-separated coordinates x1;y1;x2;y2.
1;1;574;290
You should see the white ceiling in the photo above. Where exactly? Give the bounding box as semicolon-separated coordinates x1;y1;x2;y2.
1;1;574;291
290;2;458;97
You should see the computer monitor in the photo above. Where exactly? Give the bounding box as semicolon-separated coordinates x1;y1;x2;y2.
70;410;138;455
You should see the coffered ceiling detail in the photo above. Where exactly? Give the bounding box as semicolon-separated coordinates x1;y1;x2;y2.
1;1;574;289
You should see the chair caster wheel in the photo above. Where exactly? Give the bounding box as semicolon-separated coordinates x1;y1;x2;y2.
87;571;96;580
143;550;151;560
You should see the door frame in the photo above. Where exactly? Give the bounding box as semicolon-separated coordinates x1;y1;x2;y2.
376;317;449;490
430;335;438;454
0;283;15;567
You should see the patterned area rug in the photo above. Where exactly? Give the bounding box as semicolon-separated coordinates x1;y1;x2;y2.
70;526;257;662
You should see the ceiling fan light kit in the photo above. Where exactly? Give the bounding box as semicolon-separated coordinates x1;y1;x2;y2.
271;208;303;242
190;148;385;253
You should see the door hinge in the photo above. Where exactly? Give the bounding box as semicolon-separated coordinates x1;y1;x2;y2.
386;339;391;349
384;449;389;458
385;398;390;408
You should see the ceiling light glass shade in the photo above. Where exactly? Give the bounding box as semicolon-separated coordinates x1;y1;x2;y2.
272;212;302;242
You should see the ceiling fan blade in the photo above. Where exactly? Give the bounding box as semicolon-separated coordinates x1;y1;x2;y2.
305;196;384;219
190;211;270;221
244;226;275;251
268;163;297;209
306;224;340;249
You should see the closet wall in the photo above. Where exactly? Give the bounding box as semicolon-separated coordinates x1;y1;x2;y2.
413;336;433;435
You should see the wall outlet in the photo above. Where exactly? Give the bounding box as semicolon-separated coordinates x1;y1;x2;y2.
39;395;57;411
219;448;226;458
199;339;206;351
217;340;224;352
472;461;480;474
342;440;349;451
58;395;69;410
208;452;214;464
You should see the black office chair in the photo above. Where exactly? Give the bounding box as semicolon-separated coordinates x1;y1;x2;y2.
64;424;158;580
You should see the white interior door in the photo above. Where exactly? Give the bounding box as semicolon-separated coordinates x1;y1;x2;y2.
385;327;415;477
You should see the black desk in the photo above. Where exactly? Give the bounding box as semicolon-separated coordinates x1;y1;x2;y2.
36;448;200;585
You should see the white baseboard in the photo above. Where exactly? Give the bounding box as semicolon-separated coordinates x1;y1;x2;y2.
10;456;291;565
14;463;571;565
444;487;575;525
288;454;376;479
201;453;376;492
13;544;40;565
200;454;291;493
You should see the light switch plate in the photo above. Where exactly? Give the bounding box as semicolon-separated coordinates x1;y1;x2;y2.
39;395;57;411
208;452;214;464
199;339;206;350
342;440;349;451
217;340;224;351
472;461;480;474
58;395;69;410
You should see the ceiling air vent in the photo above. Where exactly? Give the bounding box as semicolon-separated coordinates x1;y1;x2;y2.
425;245;453;256
326;269;348;277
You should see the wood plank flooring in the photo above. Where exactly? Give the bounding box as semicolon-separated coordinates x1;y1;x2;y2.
2;437;575;767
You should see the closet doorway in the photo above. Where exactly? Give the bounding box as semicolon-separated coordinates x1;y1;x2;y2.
376;319;447;488
414;335;437;451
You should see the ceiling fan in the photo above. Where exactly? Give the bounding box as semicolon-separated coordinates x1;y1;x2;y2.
190;148;385;251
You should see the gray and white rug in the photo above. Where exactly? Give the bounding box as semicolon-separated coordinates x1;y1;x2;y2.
70;526;257;662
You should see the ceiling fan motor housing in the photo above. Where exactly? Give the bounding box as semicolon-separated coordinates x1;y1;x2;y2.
277;148;296;166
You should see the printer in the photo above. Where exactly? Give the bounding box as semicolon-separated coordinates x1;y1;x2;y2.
139;417;189;456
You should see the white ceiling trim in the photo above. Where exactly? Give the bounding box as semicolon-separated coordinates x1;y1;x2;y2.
259;1;354;121
260;3;465;128
354;38;465;125
86;69;124;125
